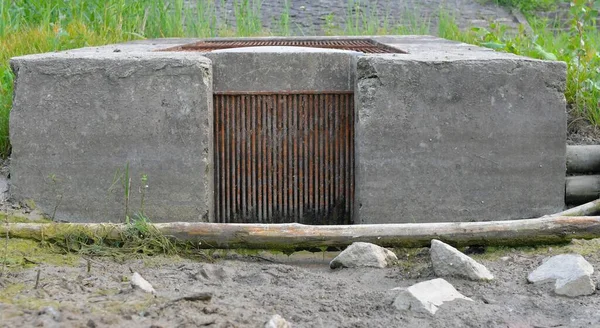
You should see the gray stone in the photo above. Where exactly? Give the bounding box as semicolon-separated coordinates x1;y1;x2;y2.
354;41;566;224
131;272;156;294
330;242;397;269
265;314;291;328
204;46;357;93
430;239;494;281
392;278;473;315
10;52;213;223
528;254;595;297
39;306;61;322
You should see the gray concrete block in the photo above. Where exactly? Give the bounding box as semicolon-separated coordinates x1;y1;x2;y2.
10;52;213;223
205;47;358;93
355;53;567;224
8;35;568;225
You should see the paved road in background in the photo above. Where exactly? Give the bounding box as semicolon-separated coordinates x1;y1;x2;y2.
186;0;521;35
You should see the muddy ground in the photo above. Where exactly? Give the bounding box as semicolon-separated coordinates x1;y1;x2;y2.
2;239;600;328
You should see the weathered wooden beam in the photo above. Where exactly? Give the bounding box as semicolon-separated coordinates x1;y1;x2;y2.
3;215;600;250
555;197;600;216
566;175;600;205
567;145;600;174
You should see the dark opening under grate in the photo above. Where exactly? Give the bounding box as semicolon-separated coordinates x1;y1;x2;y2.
214;92;355;224
163;39;404;54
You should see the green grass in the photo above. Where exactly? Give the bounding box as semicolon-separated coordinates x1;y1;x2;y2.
484;0;563;13
0;0;599;159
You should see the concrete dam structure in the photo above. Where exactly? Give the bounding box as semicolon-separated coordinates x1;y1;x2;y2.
9;35;566;224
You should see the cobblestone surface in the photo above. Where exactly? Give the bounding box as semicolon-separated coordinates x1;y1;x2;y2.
186;0;521;35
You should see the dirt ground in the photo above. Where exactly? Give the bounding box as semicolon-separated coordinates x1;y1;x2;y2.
568;113;600;145
2;239;600;328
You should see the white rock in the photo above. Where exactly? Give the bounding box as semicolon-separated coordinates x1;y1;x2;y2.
528;254;595;297
430;239;494;281
131;272;156;294
265;314;291;328
329;242;397;269
392;278;473;315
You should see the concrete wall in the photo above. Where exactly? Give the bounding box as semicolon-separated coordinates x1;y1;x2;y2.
8;36;568;224
355;52;567;223
10;52;213;223
204;47;358;93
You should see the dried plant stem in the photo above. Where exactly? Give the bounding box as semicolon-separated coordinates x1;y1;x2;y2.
34;269;41;289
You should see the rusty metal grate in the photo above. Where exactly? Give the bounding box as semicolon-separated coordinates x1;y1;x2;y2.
214;92;355;224
163;39;404;54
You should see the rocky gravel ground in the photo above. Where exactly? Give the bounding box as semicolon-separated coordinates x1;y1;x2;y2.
2;239;600;327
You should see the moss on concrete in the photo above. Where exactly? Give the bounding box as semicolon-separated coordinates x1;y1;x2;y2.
0;212;51;224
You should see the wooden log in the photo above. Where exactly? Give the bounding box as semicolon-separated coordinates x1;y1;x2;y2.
567;145;600;174
3;216;600;250
555;197;600;216
566;175;600;205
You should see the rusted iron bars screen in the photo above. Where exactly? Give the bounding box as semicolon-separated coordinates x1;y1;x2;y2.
214;92;355;224
166;39;404;54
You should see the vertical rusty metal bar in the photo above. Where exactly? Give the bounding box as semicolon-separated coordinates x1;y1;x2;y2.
238;96;244;221
240;95;247;221
267;96;273;221
225;96;231;223
222;96;228;222
284;95;290;221
255;96;262;223
282;95;289;222
338;93;345;223
293;94;299;222
246;95;253;221
344;93;351;220
302;94;308;221
214;96;220;222
272;95;279;222
274;95;280;222
230;97;239;222
317;94;324;222
246;95;251;221
278;95;285;222
289;94;295;221
329;95;340;223
261;95;267;223
229;96;236;222
214;92;354;224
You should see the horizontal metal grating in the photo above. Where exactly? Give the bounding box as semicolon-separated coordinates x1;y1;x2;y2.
163;39;404;54
214;93;355;224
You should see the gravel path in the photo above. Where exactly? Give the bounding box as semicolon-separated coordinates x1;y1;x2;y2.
186;0;521;35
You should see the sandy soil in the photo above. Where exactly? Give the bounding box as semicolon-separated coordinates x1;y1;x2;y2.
2;241;600;328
